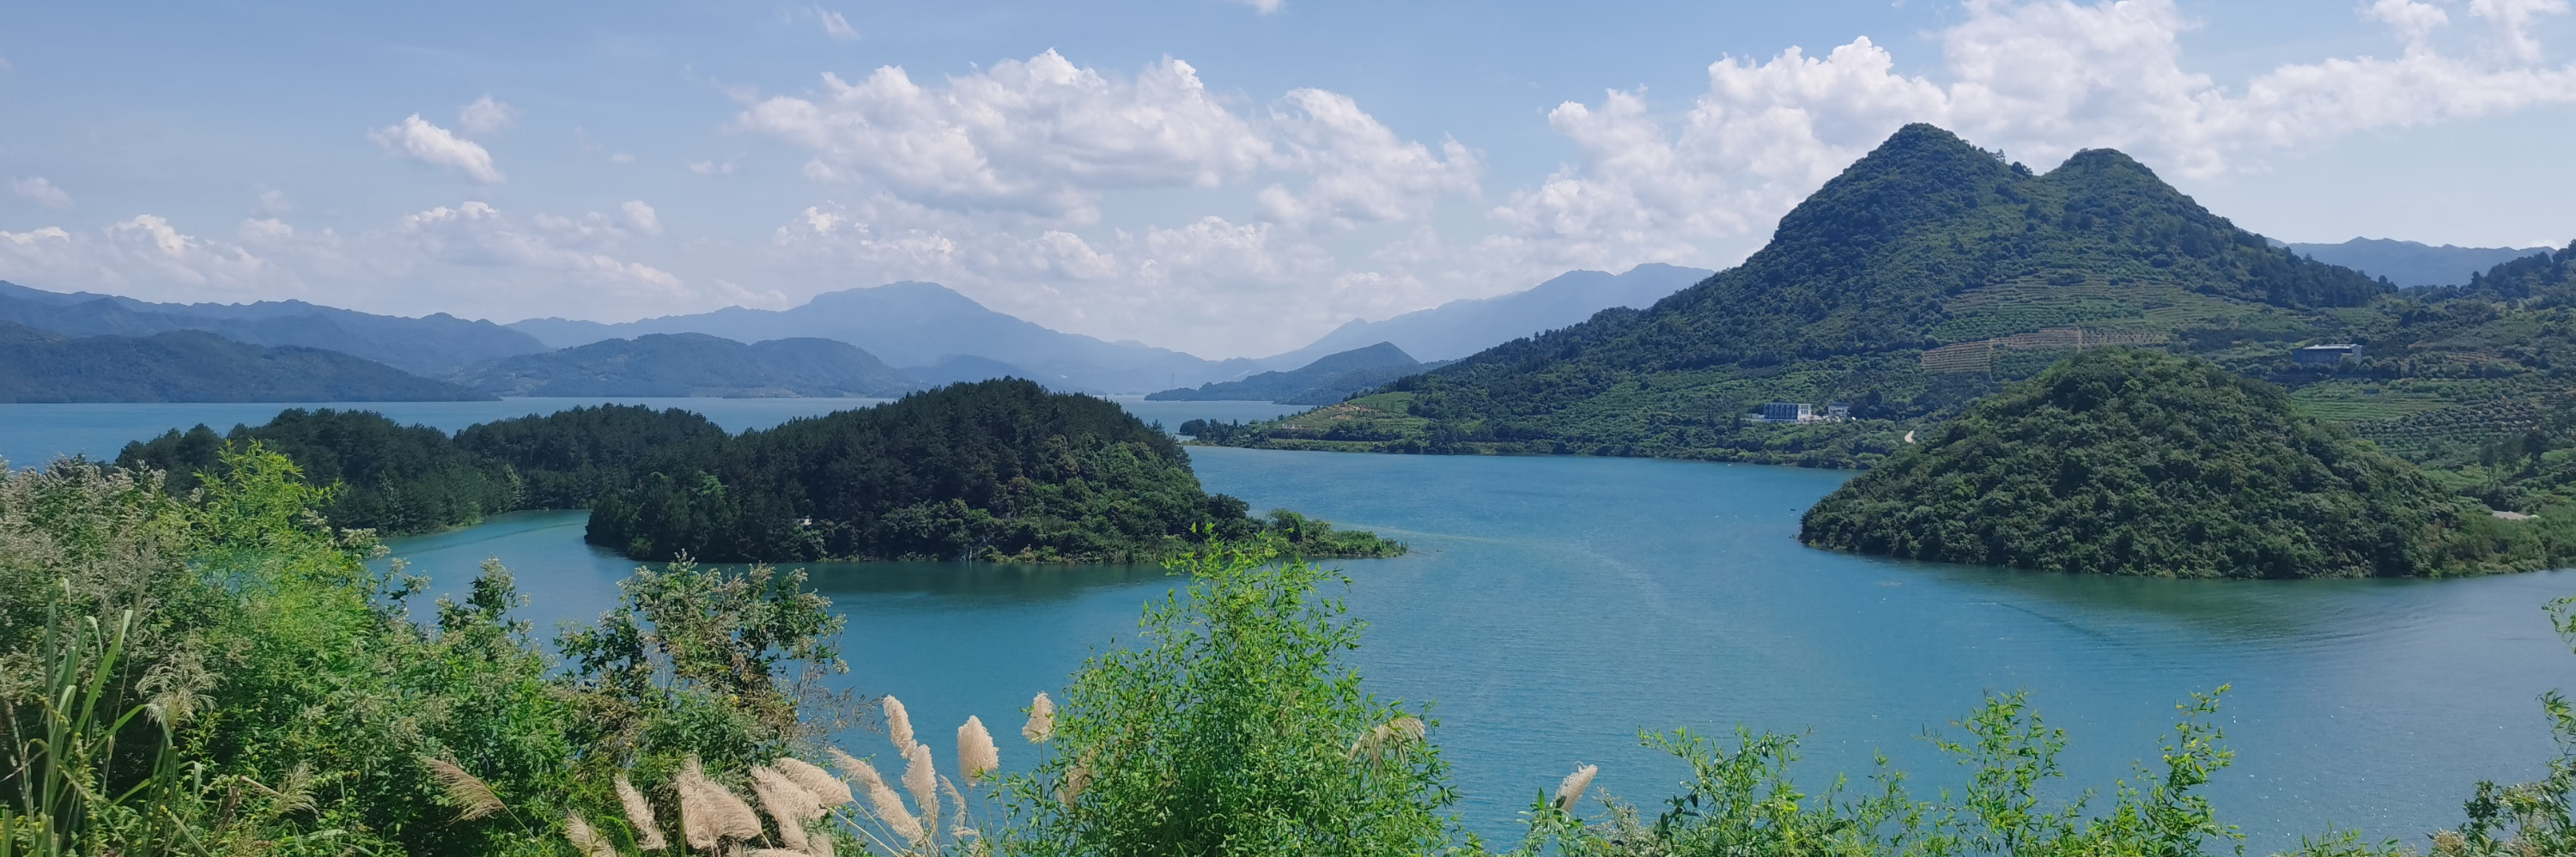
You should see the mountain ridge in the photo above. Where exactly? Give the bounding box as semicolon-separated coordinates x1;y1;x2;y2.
0;280;549;376
453;332;915;398
0;319;492;404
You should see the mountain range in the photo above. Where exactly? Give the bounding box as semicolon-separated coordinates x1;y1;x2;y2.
0;280;547;376
2283;238;2551;288
1146;342;1443;404
453;333;914;398
1199;123;2558;464
0;319;489;403
1256;263;1712;368
507;282;1250;394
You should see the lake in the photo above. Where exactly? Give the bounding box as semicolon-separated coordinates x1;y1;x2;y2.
3;397;2569;848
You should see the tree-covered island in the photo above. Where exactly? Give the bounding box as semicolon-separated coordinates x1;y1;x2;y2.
117;379;1403;562
1799;349;2565;578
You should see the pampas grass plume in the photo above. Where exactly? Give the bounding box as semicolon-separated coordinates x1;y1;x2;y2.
677;757;765;848
866;780;926;846
1059;762;1092;809
750;766;817;851
616;774;666;851
1023;692;1055;743
421;756;505;821
1554;763;1599;811
828;747;884;792
902;741;939;821
957;715;1001;785
777;757;854;806
884;695;915;752
566;811;617;857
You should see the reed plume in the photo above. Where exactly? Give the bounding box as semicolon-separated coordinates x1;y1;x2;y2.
902;741;939;824
865;779;925;846
617;773;668;851
776;757;854;806
566;811;617;857
883;695;915;751
830;748;886;793
1348;715;1426;762
941;775;973;841
421;756;506;822
957;715;1001;785
750;766;817;851
678;757;766;849
1022;692;1055;743
1554;763;1599;811
1058;761;1092;809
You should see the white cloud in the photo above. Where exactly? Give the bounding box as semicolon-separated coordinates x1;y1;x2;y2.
1231;0;1284;13
1477;0;2576;277
0;203;693;321
369;114;507;183
813;6;859;40
608;153;637;165
0;56;13;73
689;161;737;175
738;51;1273;220
255;188;292;216
458;94;518;137
623;200;663;235
1257;89;1482;229
10;177;73;210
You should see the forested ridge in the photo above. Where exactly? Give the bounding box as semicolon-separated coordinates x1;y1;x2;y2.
114;380;1400;562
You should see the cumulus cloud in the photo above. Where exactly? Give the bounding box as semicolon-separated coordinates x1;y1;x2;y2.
11;177;73;210
458;95;518;137
622;200;663;234
738;51;1274;219
1477;0;2576;276
1258;89;1482;229
370;114;507;182
689;161;736;175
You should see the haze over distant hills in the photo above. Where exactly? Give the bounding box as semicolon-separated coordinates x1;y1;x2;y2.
2283;238;2551;288
0;319;490;404
1148;342;1442;404
0;280;549;376
454;333;915;398
1258;263;1713;368
509;282;1258;394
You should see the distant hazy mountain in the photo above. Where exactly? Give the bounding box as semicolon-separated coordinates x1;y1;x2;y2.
1147;342;1439;404
455;333;914;398
2285;238;2552;288
507;282;1258;393
0;320;489;403
0;280;549;376
1259;263;1715;369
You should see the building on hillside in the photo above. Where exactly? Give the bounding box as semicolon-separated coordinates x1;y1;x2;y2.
1826;402;1853;418
1759;402;1817;422
2294;343;2362;366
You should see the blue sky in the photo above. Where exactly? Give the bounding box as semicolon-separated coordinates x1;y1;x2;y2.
3;0;2573;357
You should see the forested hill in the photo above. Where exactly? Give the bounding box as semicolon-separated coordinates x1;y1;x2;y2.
585;380;1394;562
1407;124;2383;421
117;382;1401;562
1796;349;2531;579
1196;124;2396;462
454;332;914;398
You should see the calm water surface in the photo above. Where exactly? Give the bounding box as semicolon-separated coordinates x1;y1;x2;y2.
4;398;2570;848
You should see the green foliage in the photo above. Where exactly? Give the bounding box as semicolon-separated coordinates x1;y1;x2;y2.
586;379;1399;562
997;541;1469;857
2;447;852;855
121;409;521;536
1520;689;2251;857
1800;349;2503;578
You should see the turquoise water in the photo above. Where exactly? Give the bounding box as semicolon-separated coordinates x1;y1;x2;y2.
6;398;2573;848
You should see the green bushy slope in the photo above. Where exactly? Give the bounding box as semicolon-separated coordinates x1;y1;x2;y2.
1797;349;2530;578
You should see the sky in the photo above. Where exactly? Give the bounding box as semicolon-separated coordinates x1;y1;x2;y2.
3;1;2573;359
